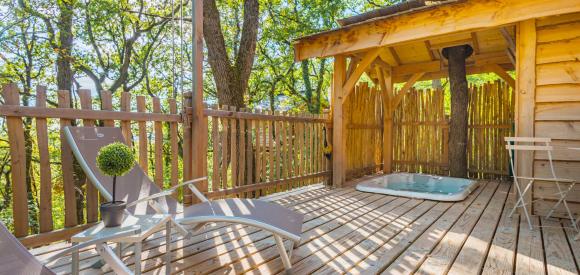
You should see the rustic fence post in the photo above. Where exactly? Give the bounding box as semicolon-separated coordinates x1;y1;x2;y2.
36;86;53;233
3;84;29;237
58;90;77;227
78;89;98;223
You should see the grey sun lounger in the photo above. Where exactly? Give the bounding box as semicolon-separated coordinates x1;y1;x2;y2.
0;221;140;275
64;126;304;271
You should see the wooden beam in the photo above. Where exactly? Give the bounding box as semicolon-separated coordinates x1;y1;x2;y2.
487;64;515;88
379;49;399;66
392;72;425;109
500;27;516;53
424;40;436;61
388;47;402;65
381;67;394;174
0;105;181;121
332;56;347;187
515;19;536;217
470;32;480;54
341;47;382;103
294;0;580;60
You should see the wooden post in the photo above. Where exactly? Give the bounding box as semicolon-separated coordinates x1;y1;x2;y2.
182;92;193;205
189;0;207;202
58;90;77;227
3;84;29;237
36;86;53;233
136;96;148;172
78;89;98;223
515;19;536;215
153;97;164;188
120;92;132;147
332;56;347;187
381;67;394;174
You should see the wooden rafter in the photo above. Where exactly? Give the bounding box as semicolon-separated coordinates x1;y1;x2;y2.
470;32;480;54
388;47;402;65
486;63;515;88
424;41;436;61
294;0;580;61
341;47;382;104
391;72;425;109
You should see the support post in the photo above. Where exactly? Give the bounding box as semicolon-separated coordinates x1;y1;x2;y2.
380;67;394;174
189;0;207;204
332;56;347;187
515;19;536;216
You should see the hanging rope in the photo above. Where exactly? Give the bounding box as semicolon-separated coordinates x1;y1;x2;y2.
323;126;332;159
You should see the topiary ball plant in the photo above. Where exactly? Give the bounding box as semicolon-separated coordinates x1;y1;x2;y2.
96;142;135;203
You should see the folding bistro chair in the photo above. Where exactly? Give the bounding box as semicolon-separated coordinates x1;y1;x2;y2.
505;137;578;231
64;126;304;272
0;221;140;275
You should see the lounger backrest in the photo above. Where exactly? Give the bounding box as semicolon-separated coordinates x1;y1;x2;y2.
64;126;180;215
0;222;54;275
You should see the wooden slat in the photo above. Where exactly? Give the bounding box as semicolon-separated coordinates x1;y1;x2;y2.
230;106;238;188
239;108;246;190
136;96;148;172
58;90;77;228
100;91;114;127
536;102;580;121
169;99;179;195
536;84;580;103
537;20;580;43
0;105;182;122
120;92;132;147
35;86;53;233
211;114;220;191
515;216;545;275
535;121;580;140
203;108;327;123
541;219;578;275
153;97;163;187
537;37;580;64
537;61;580;86
3;83;29;237
221;105;229;191
78;89;98;223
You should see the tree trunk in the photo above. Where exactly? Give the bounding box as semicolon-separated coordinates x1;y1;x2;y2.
443;45;472;178
56;1;74;92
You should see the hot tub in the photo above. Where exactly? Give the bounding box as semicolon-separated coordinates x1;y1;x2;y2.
355;173;479;201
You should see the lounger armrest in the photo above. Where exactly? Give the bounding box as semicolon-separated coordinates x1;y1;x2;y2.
126;177;208;208
43;228;141;264
514;176;576;183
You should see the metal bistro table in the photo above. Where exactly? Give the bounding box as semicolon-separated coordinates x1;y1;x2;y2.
71;214;173;275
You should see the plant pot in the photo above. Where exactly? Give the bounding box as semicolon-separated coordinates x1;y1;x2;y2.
100;201;126;227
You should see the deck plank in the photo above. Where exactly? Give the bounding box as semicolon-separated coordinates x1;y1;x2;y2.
542;219;578;275
380;181;499;275
166;193;392;274
482;188;520;275
446;182;511;275
416;182;507;275
515;216;545;275
198;194;399;274
315;200;437;274
32;180;580;275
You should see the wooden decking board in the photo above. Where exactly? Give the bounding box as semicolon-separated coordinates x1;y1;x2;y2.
515;216;545;275
53;187;354;273
447;183;512;275
32;181;580;275
482;189;519;275
348;202;453;274
135;190;371;273
314;200;438;274
420;182;510;275
380;181;499;275
203;194;402;274
148;191;381;273
541;219;578;275
562;220;580;270
290;199;426;274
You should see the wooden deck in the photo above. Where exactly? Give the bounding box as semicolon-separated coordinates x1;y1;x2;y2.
32;180;580;274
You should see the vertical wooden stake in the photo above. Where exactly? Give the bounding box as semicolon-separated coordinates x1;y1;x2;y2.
36;86;53;233
3;84;29;236
58;90;77;227
78;89;98;223
136;96;148;173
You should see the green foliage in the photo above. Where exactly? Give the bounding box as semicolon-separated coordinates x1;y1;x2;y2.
96;142;135;177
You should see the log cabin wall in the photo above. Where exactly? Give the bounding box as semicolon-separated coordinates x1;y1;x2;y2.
530;13;580;218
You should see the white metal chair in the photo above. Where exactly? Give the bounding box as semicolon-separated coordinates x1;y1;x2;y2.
505;137;577;231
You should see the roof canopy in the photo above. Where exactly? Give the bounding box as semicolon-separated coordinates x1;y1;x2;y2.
293;0;580;62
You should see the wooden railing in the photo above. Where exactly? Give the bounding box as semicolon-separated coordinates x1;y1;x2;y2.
0;83;330;246
204;106;330;199
392;81;514;179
